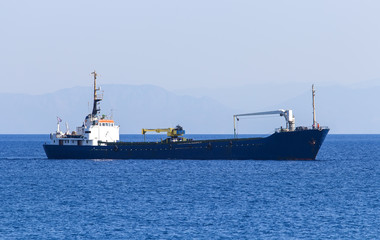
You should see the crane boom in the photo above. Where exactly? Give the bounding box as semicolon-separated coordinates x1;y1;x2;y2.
142;128;175;136
142;125;185;141
233;109;295;137
234;110;286;117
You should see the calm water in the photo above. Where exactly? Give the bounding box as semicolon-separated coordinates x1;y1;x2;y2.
0;134;379;239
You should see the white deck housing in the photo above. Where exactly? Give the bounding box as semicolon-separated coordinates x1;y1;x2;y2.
47;71;120;146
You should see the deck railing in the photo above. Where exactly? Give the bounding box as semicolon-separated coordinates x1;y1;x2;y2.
275;126;329;133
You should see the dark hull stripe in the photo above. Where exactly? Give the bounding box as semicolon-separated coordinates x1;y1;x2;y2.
43;129;329;160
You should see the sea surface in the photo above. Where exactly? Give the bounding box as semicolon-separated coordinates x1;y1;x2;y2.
0;134;379;239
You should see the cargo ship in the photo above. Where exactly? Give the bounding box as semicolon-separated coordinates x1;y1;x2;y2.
43;72;329;160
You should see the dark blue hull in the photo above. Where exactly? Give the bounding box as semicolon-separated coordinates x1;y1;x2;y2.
43;129;329;160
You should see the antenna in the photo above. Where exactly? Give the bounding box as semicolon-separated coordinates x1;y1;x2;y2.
65;122;70;134
312;84;317;129
56;116;62;133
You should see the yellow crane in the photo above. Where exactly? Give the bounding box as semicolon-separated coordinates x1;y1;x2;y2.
142;125;185;142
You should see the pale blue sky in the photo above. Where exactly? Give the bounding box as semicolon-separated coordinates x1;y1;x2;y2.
1;0;380;94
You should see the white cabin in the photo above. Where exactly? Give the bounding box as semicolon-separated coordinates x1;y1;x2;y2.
49;115;119;146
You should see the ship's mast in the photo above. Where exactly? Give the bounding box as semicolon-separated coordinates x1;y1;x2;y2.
312;84;316;129
91;71;102;117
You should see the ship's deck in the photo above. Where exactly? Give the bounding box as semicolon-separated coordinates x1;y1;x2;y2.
103;136;265;146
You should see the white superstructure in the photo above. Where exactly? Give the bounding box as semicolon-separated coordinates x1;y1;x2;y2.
48;71;120;146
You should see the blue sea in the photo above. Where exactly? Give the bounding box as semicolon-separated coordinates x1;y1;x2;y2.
0;134;379;239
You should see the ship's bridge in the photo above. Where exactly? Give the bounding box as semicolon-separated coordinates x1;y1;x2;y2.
97;119;115;127
81;116;119;145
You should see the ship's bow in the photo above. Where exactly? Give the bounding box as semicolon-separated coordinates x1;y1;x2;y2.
266;128;329;160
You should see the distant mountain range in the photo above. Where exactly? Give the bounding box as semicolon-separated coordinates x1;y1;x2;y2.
177;81;380;134
1;82;379;134
0;85;236;134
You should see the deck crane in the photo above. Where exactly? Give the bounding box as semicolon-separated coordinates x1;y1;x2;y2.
142;125;185;142
233;109;295;137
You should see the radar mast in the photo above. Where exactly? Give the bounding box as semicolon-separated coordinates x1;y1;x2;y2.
91;71;102;117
